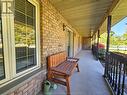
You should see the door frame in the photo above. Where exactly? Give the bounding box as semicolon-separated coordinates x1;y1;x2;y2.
65;26;74;57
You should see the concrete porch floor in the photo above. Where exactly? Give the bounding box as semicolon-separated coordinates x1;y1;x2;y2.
38;50;112;95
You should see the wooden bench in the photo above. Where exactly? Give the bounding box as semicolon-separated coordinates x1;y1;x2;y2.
47;51;80;95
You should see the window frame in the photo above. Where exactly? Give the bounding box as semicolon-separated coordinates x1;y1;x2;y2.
0;0;41;85
0;14;11;84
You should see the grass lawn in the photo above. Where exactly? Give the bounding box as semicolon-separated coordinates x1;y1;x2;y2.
110;50;127;54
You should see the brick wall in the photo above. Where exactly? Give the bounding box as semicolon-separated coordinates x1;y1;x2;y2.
41;0;81;65
2;0;82;94
5;71;45;95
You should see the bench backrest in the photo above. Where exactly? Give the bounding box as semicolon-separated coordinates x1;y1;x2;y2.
48;51;67;70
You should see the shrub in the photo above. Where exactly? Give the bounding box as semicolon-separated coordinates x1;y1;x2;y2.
98;43;106;60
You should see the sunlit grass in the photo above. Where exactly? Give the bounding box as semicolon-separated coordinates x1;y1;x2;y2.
110;50;127;54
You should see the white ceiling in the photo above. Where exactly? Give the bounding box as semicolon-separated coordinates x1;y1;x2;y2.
49;0;114;37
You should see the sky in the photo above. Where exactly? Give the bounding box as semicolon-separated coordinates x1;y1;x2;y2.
111;17;127;36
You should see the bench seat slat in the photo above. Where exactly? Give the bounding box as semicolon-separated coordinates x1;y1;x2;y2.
51;61;77;76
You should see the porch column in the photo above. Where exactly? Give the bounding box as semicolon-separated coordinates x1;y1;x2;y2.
106;16;111;53
104;15;112;77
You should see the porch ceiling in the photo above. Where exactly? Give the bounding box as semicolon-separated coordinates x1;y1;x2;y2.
100;0;127;34
111;0;127;27
49;0;114;37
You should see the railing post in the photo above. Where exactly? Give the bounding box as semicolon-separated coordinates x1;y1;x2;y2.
122;63;126;95
97;30;100;60
104;15;112;77
117;63;122;95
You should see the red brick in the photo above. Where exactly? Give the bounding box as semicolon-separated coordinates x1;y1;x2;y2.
8;92;14;95
17;84;28;92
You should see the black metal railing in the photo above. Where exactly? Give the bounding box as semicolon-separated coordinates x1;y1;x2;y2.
92;45;98;60
105;52;127;95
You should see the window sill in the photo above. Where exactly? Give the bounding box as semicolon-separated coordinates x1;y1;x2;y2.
0;67;46;95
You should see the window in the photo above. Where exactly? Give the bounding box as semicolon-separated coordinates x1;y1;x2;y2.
0;0;40;85
15;0;36;73
0;14;5;80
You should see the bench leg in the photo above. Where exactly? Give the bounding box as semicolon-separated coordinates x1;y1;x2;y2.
47;70;52;80
76;64;80;72
66;77;71;95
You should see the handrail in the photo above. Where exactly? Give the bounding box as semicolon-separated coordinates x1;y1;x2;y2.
105;52;127;95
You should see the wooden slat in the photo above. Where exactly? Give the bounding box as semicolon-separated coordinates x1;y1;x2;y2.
51;61;77;76
50;78;66;86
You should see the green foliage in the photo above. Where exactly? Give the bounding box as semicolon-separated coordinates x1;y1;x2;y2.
98;48;106;60
100;31;127;46
100;32;107;45
123;32;127;45
15;22;35;46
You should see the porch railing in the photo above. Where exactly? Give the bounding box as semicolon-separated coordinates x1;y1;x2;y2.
105;52;127;95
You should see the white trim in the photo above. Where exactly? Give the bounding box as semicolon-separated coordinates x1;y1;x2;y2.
14;0;41;77
0;68;46;88
0;0;41;85
29;0;41;67
8;13;16;79
15;65;40;77
0;14;10;84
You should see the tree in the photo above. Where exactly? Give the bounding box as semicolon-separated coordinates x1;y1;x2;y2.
15;23;35;47
110;31;115;45
122;32;127;45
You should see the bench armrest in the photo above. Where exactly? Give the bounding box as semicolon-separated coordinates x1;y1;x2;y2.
66;57;79;62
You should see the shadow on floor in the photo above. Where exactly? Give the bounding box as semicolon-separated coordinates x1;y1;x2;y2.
38;50;112;95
